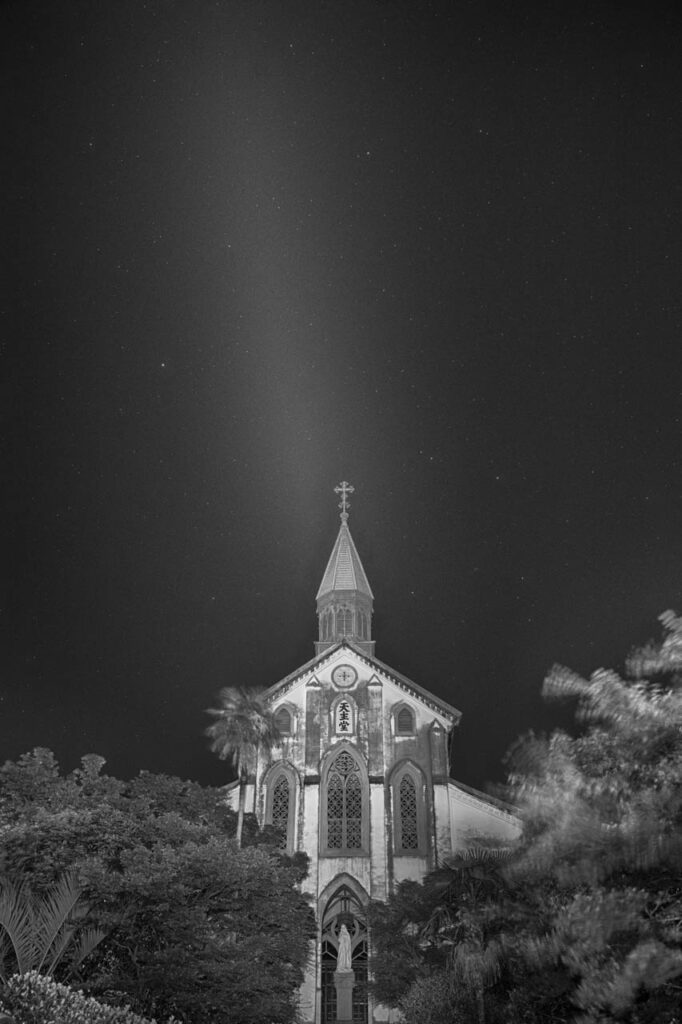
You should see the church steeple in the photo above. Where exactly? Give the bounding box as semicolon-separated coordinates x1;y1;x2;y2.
315;482;375;656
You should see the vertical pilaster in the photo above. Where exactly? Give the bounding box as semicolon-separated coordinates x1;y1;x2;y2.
366;677;383;776
305;680;322;772
429;721;448;777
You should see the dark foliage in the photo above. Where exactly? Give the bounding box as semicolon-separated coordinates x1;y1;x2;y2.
370;611;682;1024
0;751;315;1024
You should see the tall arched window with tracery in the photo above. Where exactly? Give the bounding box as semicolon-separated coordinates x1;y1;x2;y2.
271;775;290;849
320;884;368;1024
398;774;418;849
322;748;368;855
392;763;427;856
265;764;297;854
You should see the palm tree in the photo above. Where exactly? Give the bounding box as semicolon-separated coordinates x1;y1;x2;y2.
205;685;280;848
0;872;105;982
421;847;512;1024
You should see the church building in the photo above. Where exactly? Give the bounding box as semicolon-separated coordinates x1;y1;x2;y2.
228;483;520;1024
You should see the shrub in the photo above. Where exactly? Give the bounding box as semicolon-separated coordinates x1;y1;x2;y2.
0;970;179;1024
398;972;466;1024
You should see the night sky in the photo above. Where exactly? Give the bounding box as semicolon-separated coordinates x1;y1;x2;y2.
3;0;682;793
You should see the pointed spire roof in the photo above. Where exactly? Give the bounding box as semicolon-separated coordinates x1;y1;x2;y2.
316;520;374;601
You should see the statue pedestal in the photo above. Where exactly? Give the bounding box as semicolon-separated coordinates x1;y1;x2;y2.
333;968;355;1024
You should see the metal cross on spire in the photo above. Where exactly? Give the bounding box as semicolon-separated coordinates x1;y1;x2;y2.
334;481;355;523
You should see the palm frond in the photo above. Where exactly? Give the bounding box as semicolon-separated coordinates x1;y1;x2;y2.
43;923;77;977
32;872;84;974
0;874;102;981
445;845;513;867
205;685;281;766
450;937;503;990
0;877;37;974
69;925;107;970
0;931;15;983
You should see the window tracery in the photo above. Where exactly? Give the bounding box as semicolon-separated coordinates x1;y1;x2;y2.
392;763;426;856
271;775;290;850
324;749;367;854
398;774;418;849
265;762;297;853
320;884;368;1024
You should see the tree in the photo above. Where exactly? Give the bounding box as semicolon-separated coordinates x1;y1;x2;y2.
80;838;314;1024
368;878;444;1009
0;751;314;1024
421;848;513;1024
370;611;682;1024
204;686;280;848
369;847;519;1024
499;610;682;1023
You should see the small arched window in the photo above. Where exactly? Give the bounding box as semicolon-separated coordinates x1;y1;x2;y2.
274;706;292;735
396;706;415;735
358;611;367;639
336;608;353;636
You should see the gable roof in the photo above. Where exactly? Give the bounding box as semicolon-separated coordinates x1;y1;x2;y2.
263;639;461;723
316;523;374;601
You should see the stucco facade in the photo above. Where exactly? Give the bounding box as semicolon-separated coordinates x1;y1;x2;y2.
228;489;520;1023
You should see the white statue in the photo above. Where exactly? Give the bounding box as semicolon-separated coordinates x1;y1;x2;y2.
337;924;352;971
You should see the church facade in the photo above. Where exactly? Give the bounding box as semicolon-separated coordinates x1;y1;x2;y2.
228;485;520;1024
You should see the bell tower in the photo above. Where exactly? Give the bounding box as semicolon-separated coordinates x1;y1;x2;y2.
315;482;375;657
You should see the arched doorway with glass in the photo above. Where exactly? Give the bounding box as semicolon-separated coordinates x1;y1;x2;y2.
320;881;368;1024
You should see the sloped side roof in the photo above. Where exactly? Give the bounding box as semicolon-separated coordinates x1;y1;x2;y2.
316;523;374;600
448;779;520;819
447;780;522;833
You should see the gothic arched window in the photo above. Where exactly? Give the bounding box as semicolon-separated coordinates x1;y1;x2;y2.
336;607;353;637
395;704;415;735
322;748;369;855
321;884;368;1024
271;775;290;849
398;775;418;849
275;706;292;735
265;763;297;854
391;763;427;856
358;611;367;640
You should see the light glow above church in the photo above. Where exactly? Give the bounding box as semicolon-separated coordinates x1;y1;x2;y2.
4;0;681;829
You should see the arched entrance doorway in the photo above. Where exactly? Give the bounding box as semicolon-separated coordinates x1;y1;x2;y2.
320;884;368;1024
